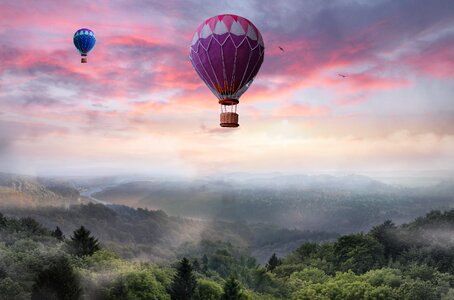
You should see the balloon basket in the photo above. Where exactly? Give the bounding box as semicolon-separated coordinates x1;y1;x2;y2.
81;57;87;63
220;112;239;128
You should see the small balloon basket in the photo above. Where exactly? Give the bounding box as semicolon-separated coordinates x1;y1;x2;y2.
220;100;239;127
220;112;239;127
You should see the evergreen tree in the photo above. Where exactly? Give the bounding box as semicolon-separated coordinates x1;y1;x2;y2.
192;258;201;272
221;277;244;300
370;220;404;259
20;217;45;234
68;226;100;257
31;256;82;300
0;213;7;228
265;253;281;272
202;254;209;272
52;226;64;241
170;257;197;300
334;233;385;274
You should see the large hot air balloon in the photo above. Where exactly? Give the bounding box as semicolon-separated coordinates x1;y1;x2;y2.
189;14;265;127
73;28;96;63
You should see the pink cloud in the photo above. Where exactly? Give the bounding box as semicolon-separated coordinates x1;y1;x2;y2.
0;0;453;165
273;104;330;118
404;35;454;78
334;94;368;106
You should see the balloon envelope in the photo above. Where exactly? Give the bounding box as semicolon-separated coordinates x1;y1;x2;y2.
73;28;96;55
189;14;265;104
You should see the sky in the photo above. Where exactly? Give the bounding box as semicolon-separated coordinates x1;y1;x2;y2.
0;0;453;177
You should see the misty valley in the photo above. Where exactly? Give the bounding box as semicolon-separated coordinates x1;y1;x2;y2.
1;172;454;299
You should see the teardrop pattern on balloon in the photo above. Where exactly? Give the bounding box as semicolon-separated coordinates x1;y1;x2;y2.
189;15;265;103
73;28;96;55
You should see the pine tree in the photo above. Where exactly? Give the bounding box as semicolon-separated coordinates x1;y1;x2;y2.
20;217;45;234
265;253;281;272
68;226;100;257
202;254;209;272
170;257;197;300
31;256;82;300
192;258;201;272
0;213;7;228
52;226;64;241
221;277;244;300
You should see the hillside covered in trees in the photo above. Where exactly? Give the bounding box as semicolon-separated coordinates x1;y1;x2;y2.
1;207;454;299
92;175;454;233
1;203;337;263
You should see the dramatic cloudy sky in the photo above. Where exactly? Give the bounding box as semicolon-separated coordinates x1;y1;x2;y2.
0;0;453;176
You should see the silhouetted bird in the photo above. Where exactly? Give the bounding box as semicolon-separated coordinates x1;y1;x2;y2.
278;46;285;52
338;74;348;78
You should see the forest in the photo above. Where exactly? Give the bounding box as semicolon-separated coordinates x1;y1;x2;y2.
92;175;454;233
1;205;454;299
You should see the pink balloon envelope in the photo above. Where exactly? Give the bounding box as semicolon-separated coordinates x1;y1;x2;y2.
189;14;265;127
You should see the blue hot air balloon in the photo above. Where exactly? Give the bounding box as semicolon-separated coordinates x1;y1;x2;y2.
73;28;96;63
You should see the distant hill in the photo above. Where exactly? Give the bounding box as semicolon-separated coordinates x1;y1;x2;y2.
1;203;338;262
240;174;396;193
0;173;81;207
93;175;454;233
2;172;454;235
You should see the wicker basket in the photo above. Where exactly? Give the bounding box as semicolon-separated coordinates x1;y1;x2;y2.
220;112;239;127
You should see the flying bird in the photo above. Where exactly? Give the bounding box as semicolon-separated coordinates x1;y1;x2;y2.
278;46;285;52
338;74;348;78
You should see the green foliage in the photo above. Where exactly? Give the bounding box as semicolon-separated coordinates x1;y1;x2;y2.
370;220;404;259
19;217;49;235
104;270;170;300
334;233;385;274
194;279;223;300
362;268;403;288
170;257;197;300
289;267;329;289
0;212;7;228
221;277;247;300
68;226;100;257
2;205;454;300
291;270;400;300
249;268;288;297
296;243;318;261
31;256;82;300
0;277;25;300
406;263;438;281
202;254;209;273
442;289;454;300
52;226;64;241
265;253;281;272
397;279;439;300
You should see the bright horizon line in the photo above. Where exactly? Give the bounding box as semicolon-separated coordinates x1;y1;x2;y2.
2;168;453;179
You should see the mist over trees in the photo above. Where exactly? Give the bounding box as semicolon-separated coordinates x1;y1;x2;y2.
1;202;337;263
1;172;454;298
91;175;454;234
1;207;454;299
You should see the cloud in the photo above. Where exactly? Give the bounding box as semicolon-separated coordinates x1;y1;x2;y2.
274;104;330;118
404;33;454;78
0;0;453;175
0;139;11;158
